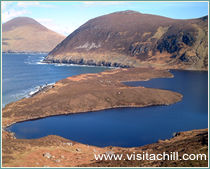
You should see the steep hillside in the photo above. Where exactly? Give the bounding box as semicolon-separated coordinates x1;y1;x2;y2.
45;10;208;70
2;17;65;53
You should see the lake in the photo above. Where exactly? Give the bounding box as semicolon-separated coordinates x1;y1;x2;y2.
4;53;208;147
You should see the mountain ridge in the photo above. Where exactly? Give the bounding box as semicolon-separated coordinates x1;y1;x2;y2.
2;17;65;53
45;10;208;70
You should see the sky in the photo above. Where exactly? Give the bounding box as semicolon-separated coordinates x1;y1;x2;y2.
1;1;208;36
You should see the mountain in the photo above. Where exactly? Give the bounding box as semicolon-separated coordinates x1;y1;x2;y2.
2;17;65;53
45;10;208;70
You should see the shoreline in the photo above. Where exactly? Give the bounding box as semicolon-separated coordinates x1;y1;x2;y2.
43;59;208;71
43;59;131;68
29;83;55;97
2;67;183;127
4;102;180;130
3;51;208;71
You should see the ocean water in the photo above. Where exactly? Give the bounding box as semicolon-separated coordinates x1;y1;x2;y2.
2;53;109;107
6;60;208;147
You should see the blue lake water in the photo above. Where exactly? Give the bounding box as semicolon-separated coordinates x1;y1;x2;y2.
4;53;208;147
2;53;109;107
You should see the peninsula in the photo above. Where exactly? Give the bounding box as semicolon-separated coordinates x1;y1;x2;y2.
3;68;182;127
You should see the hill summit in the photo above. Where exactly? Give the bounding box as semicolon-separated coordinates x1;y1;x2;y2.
3;17;65;53
45;10;208;70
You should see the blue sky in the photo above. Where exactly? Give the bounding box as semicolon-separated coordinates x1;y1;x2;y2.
2;1;208;36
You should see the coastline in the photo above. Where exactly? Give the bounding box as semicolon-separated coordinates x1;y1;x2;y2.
43;58;208;71
43;58;131;68
2;67;183;127
29;83;55;97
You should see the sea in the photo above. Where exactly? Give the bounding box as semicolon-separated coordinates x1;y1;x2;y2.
2;53;109;107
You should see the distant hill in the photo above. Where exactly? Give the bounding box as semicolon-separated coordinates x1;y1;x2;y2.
45;10;208;70
2;17;65;53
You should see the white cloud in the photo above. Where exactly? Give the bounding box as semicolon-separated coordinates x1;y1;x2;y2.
2;2;56;23
17;2;40;8
2;9;27;23
2;1;28;23
17;2;55;8
37;18;76;36
82;1;127;6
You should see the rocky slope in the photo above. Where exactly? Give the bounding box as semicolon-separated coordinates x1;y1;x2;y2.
44;10;208;70
2;17;65;53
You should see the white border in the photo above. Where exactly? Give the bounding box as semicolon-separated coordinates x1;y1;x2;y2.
1;1;209;168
